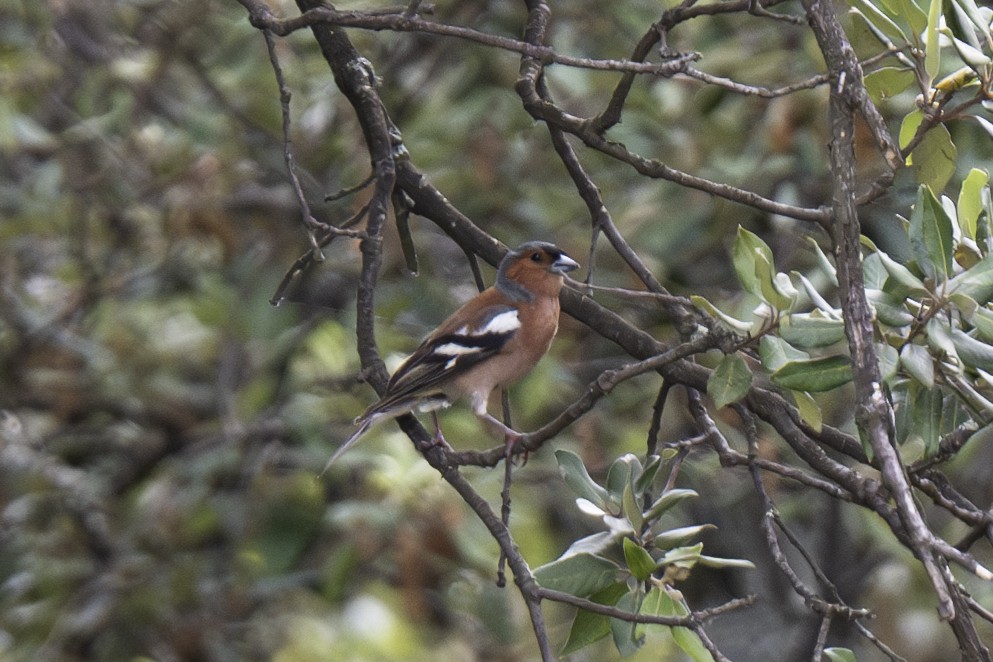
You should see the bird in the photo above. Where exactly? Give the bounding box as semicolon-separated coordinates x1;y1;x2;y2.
324;241;579;471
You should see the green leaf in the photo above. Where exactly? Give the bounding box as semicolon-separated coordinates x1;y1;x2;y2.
808;237;839;287
733;226;788;307
911;124;957;192
606;454;639;507
623;482;644;534
958;168;989;241
771;355;853;392
972;307;993;342
926;317;960;366
950;254;993;304
634;455;663;494
697;555;757;569
953;0;990;31
900;343;935;387
780;312;847;348
671;625;714;662
660;543;704;567
561;583;627;655
649;589;715;662
644;488;699;522
533;552;622;597
944;30;992;69
690;295;753;334
732;227;764;297
866;289;916;327
909;185;954;281
791;389;823;432
610;591;643;657
760;335;810;372
623;538;656;582
950;328;993;371
861;236;929;297
560;532;618;558
653;524;717;551
793;271;837;315
896;0;928;36
899;109;924;151
908;382;944;455
824;647;858;662
708;354;753;408
925;0;942;80
949;291;978;318
864;67;917;101
555;449;609;510
850;0;910;43
877;341;900;382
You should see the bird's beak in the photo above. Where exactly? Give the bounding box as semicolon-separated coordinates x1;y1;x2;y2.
551;253;580;275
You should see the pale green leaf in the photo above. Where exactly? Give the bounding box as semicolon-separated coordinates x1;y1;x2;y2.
900;343;935;387
957;168;989;240
808;237;839;287
972;307;993;342
925;0;942;80
759;335;810;372
780;312;847;348
533;552;622;596
950;328;993;371
926;317;960;367
610;591;641;657
623;482;643;534
708;354;753;408
561;583;627;655
851;0;910;43
660;543;704;566
606;454;638;507
793;271;838;315
771;355;853;392
864;67;917;101
690;295;753;334
623;538;656;581
950;254;993;304
899;109;924;151
671;627;714;662
943;29;992;69
733;226;787;308
697;555;756;569
824;647;858;662
861;236;930;296
791;389;823;432
555;449;609;510
866;288;916;327
908;382;943;454
644;489;699;521
877;342;900;382
896;0;928;36
653;524;717;551
911;124;957;192
909;185;954;281
650;590;715;662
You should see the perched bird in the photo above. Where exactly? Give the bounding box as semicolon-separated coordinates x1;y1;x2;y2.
325;241;579;469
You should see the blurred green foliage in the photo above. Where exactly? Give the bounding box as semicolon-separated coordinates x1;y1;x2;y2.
2;0;993;661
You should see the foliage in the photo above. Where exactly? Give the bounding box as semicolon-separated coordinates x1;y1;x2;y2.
3;0;993;660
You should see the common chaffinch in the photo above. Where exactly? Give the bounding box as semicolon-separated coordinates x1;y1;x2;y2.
326;241;579;468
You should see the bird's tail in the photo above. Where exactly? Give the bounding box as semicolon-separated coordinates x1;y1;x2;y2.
319;416;373;477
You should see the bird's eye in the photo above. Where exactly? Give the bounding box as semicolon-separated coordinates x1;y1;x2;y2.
530;252;542;262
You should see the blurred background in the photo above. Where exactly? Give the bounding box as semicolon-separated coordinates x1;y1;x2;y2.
3;1;993;660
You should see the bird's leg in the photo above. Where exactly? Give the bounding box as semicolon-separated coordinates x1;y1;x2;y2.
427;410;453;450
478;411;523;452
470;394;524;455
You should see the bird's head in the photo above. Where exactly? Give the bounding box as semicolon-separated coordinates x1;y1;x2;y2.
497;241;579;300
